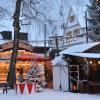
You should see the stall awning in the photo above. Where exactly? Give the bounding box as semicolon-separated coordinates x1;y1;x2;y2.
63;52;100;58
60;42;100;54
60;42;100;58
17;55;50;62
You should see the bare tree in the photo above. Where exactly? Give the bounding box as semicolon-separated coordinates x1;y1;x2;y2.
7;0;48;88
7;0;22;89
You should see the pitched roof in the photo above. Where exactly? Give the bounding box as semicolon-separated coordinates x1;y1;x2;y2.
66;5;86;28
60;42;100;54
60;42;100;58
71;5;86;28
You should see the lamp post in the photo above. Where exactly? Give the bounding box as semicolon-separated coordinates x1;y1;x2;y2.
44;23;46;57
55;34;59;56
59;56;67;91
85;11;88;43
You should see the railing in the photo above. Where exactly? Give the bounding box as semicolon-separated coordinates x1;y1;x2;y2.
49;34;89;50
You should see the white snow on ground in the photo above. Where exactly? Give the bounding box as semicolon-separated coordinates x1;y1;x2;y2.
0;89;100;100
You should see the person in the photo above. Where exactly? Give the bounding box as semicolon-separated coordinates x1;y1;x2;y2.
18;73;23;83
26;70;30;82
19;67;23;75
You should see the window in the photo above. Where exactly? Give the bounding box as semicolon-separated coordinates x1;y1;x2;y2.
66;31;73;42
58;38;63;44
70;16;75;23
67;31;72;37
73;28;80;36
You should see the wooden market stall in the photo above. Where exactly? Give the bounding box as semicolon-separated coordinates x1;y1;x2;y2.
0;42;51;85
60;42;100;93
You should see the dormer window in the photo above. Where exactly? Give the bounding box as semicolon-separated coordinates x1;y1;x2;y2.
70;15;75;23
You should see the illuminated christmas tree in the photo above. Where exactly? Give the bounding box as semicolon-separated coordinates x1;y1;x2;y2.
26;62;46;91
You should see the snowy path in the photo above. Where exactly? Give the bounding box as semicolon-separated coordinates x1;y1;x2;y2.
0;89;100;100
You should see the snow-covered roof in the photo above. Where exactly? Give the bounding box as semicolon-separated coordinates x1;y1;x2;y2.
0;34;5;45
0;34;3;39
60;42;100;54
63;52;100;58
71;5;86;28
29;42;49;47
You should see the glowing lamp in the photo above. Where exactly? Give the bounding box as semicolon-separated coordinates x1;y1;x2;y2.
72;85;77;91
98;61;100;64
89;61;92;64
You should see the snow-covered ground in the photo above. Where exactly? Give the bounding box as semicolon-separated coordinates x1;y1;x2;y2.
0;89;100;100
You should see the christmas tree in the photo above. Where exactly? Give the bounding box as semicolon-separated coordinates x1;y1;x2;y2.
87;0;100;41
26;62;46;91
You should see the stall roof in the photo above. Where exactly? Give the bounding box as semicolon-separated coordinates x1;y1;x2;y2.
60;42;100;54
60;42;100;58
64;52;100;58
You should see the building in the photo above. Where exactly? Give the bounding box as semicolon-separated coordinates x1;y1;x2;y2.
49;6;92;52
0;31;52;87
60;42;100;93
63;6;87;46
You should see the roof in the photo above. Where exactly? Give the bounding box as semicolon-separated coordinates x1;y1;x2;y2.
63;52;100;58
60;42;100;54
67;5;86;28
0;31;28;41
72;5;86;28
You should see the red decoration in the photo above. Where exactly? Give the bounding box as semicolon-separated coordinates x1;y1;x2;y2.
19;84;25;94
27;83;33;94
17;55;50;62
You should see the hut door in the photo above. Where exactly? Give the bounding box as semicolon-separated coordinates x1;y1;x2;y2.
69;65;79;92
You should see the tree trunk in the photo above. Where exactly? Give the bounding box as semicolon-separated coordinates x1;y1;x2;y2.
7;0;22;89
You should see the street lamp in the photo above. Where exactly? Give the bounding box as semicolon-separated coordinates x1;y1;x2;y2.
55;34;59;56
59;56;67;90
85;11;88;43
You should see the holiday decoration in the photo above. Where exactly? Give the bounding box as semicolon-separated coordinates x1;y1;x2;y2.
26;62;46;92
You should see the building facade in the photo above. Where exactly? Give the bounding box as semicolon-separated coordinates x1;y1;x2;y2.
0;31;52;88
49;6;91;51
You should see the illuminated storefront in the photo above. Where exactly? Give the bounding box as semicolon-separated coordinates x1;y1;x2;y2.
0;42;50;83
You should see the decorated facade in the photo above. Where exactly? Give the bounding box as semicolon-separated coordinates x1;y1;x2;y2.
0;31;53;89
60;42;100;93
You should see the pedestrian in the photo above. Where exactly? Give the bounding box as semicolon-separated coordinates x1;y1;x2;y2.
18;73;23;83
26;70;30;82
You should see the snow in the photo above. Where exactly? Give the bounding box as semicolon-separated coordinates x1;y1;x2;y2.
52;55;62;65
63;52;100;58
71;5;86;28
60;42;100;54
0;34;4;45
0;89;100;100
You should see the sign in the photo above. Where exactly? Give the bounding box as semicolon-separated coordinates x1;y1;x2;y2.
1;42;33;52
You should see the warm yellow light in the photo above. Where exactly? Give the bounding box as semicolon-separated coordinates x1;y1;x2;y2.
98;61;100;64
89;61;92;64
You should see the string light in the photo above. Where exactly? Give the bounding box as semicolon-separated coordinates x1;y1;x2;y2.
98;61;100;64
89;61;93;64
